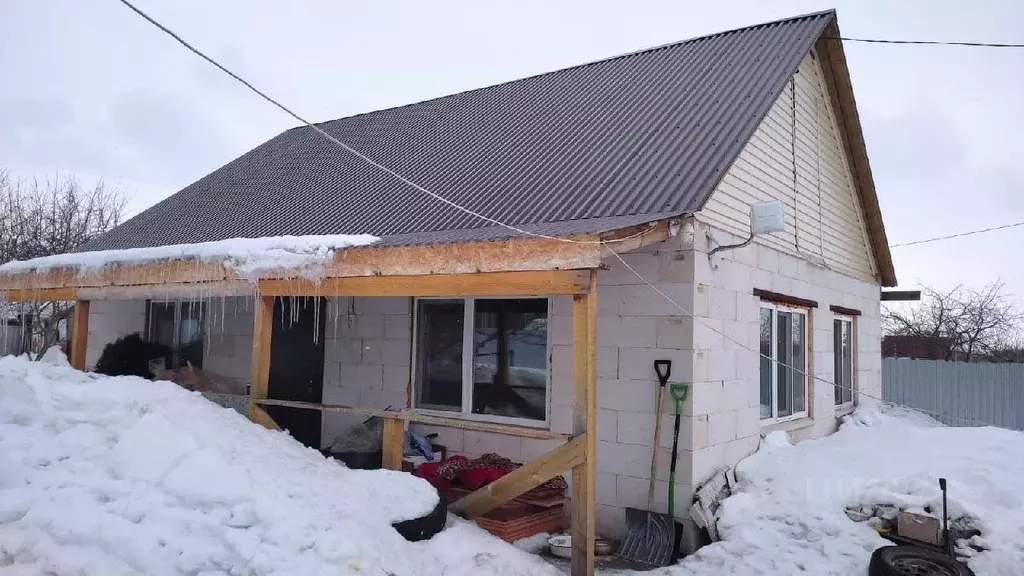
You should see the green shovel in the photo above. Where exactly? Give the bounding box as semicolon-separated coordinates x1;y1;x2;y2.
667;382;690;515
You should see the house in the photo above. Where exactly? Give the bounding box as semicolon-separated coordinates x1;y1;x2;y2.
0;9;895;572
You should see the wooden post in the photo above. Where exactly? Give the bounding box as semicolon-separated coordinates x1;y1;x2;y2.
571;270;597;575
381;417;405;470
70;300;90;370
249;296;279;430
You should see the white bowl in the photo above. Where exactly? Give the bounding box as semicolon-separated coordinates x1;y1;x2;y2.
547;535;615;558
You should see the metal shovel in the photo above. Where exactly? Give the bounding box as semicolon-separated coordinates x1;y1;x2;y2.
617;360;680;567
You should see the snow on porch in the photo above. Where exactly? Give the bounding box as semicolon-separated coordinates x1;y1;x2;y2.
0;234;380;282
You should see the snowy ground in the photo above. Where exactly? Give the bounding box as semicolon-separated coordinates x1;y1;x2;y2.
646;407;1024;576
4;354;1023;576
0;355;558;576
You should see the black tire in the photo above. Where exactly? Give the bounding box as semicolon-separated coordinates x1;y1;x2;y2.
392;486;448;542
869;546;976;576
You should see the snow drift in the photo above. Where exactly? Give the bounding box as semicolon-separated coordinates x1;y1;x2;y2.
670;408;1024;576
0;355;559;576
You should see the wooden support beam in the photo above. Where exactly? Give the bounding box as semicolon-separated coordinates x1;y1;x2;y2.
1;287;79;302
69;300;90;370
258;269;592;298
571;271;598;576
381;418;405;470
248;296;277;429
251;398;568;440
449;434;586;518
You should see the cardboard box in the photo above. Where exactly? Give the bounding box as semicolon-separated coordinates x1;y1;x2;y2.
898;511;941;545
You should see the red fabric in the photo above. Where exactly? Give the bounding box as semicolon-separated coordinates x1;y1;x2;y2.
458;467;505;490
422;475;452;492
415;461;441;478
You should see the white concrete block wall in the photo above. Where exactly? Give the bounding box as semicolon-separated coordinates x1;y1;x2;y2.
202;296;255;386
693;219;882;465
85;299;146;368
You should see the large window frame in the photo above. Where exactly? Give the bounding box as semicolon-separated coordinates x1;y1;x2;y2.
411;296;552;428
145;300;206;369
759;302;810;424
833;315;857;409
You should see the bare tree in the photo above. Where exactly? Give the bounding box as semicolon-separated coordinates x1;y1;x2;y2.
883;280;1023;362
0;170;126;359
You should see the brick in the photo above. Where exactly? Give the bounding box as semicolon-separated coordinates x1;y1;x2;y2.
693;318;723;350
615;474;658;509
463;431;522;460
382;365;410;393
691;444;724;485
656;316;693;350
721;379;749;412
618;284;694;317
521;438;565;461
721;436;759;468
691;415;709;450
357;297;410;316
771;273;794;296
692;350;709;382
778;253;800;279
354;315;385;340
341;363;383;391
735;406;762;439
707;349;736;381
597;285;621;316
381;339;412;367
617;347;690;381
551;344;573;378
359;387;383;409
596;472;618;506
360;339;384;365
723;319;754;351
597;347;619;379
551;295;573;317
233;334;254;358
735;350;760;381
552;376;574;407
756;244;779;273
551;404;573;434
550;314;573;346
612;316;658;348
206;334;235;357
602;252;661;286
750;267;772;292
686;380;723;416
380;390;408;410
596;441;654;477
325;338;361;365
598;409;617;441
597;379;655;414
597;504;627;539
383;314;411;340
410;425;465;453
617;411;655;446
658;250;694;283
692;284;710;317
708;411;737;445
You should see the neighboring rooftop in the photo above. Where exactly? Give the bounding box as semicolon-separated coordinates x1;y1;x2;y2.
80;10;837;252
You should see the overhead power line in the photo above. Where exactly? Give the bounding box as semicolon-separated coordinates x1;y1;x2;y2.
824;36;1024;49
890;220;1024;248
116;0;999;427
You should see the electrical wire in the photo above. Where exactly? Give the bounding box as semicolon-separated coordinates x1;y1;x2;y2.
823;36;1024;49
116;0;998;428
890;220;1024;248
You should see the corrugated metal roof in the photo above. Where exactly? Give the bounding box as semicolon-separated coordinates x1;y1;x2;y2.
80;10;833;252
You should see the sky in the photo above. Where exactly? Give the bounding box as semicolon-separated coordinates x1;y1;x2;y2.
1;0;1023;298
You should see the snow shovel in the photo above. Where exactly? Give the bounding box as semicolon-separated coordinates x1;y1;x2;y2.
618;360;679;567
667;382;690;516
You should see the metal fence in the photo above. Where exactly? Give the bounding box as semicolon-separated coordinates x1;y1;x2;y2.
883;358;1024;430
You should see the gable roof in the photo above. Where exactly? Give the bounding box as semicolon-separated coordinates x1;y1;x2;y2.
81;11;839;249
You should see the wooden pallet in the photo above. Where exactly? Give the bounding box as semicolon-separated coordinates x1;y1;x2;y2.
474;504;565;542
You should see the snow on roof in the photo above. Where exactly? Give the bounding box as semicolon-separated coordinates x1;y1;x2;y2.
0;234;379;281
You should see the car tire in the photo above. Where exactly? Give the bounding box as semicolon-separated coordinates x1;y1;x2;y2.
869;545;976;576
392;486;448;542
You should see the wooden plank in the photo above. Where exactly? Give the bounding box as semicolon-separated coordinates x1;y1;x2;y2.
829;304;862;317
69;300;90;370
251;398;569;440
248;296;276;428
571;270;597;576
753;288;818;309
449;434;585;518
381;418;405;470
78;281;253;300
0;235;602;292
1;287;79;302
258;270;592;298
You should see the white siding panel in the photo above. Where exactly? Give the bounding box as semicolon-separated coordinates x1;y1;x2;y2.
699;50;876;283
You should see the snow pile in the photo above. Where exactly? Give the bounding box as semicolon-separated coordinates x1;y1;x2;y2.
0;356;559;576
667;407;1024;576
0;234;379;281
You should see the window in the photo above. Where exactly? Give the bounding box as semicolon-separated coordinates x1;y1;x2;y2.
414;298;549;424
146;301;206;369
759;304;808;421
834;317;855;406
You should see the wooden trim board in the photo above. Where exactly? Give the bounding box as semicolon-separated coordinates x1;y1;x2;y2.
259;269;592;297
753;288;819;309
70;300;90;370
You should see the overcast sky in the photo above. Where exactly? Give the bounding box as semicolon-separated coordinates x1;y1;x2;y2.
2;0;1022;297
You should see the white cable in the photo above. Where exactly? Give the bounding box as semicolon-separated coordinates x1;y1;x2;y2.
117;0;995;428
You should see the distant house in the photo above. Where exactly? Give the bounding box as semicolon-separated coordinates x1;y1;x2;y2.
0;9;896;566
